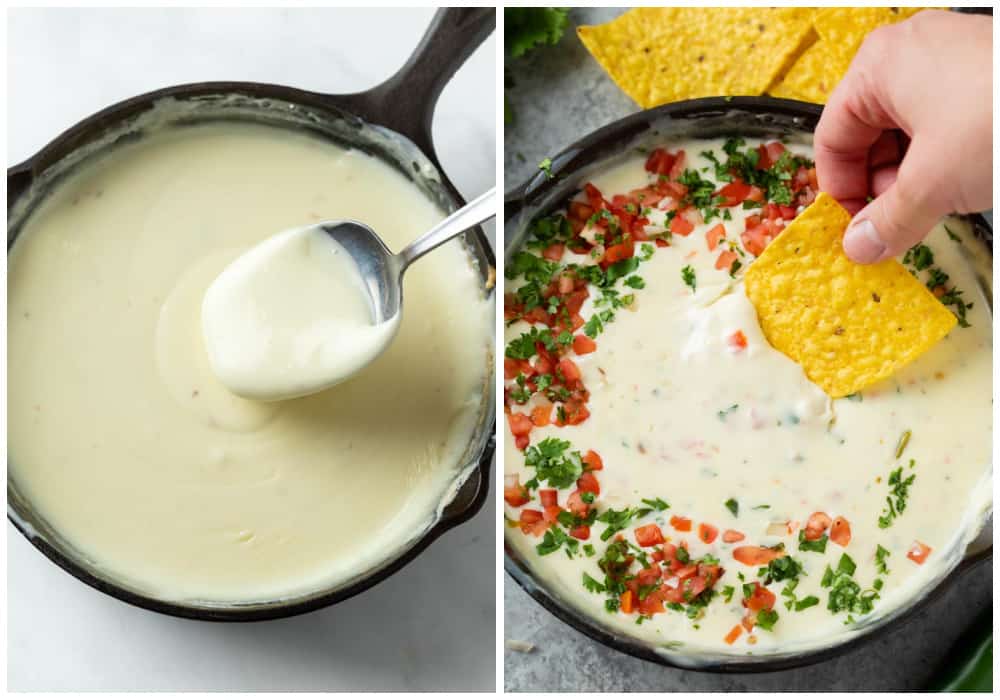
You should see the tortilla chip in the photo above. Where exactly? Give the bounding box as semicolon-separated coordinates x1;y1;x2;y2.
813;7;930;58
744;193;957;398
578;8;815;108
768;41;849;104
768;7;937;104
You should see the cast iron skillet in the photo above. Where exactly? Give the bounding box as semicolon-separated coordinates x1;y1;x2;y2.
503;96;993;672
7;7;496;622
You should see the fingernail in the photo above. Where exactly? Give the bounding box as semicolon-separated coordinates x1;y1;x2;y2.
843;218;887;264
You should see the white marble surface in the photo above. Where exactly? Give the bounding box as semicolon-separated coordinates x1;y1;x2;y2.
7;7;496;692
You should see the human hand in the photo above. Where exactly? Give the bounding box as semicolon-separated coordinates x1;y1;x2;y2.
814;10;992;263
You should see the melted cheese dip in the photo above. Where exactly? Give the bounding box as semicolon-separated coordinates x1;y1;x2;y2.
202;227;400;401
504;137;991;658
9;123;490;603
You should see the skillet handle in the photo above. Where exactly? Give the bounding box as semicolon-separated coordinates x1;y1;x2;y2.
334;7;495;164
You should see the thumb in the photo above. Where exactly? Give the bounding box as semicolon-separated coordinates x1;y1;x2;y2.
841;141;950;264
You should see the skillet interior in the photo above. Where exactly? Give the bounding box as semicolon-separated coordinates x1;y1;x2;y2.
8;88;496;621
503;96;992;671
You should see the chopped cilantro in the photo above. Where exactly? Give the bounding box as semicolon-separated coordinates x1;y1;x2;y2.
794;595;819;611
798;531;828;553
523;437;583;489
878;460;916;529
724;498;739;517
641;497;670;511
875;544;891;575
681;265;697;292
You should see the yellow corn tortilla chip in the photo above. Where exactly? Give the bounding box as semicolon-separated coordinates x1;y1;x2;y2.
768;41;849;104
813;7;930;58
768;7;937;104
744;193;957;398
578;7;815;108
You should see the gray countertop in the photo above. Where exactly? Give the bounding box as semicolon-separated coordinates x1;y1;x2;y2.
503;7;992;692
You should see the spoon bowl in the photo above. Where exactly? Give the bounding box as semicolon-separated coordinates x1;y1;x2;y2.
201;188;496;401
318;187;496;324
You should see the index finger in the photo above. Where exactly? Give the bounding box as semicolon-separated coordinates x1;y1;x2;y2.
813;52;899;214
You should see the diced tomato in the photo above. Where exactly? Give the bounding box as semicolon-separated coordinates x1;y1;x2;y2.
556;400;590;426
660;180;688;199
715;250;738;272
539;489;558;508
741;220;782;257
732;546;783;566
655;238;670;248
636;565;663;586
604;241;635;263
746;185;766;203
583;183;606;211
830;517;852;546
568;201;595;234
635;523;666;547
907;541;932;565
507;412;533;436
778;204;797;220
717;179;751;207
503;475;530;507
638;587;666;616
705;224;726;251
670;515;692;532
757;141;786;170
724;624;743;645
582;450;604;471
662;585;685;604
620;590;635;614
675;564;700;582
543;504;563;523
566;489;591;517
762;202;781;221
807;167;819;191
576;470;601;496
533;353;554;376
573;334;597;355
743;582;776;612
667;150;686;180
563;289;590;315
727;330;748;351
557;273;575;294
542;243;565;261
503;357;521;380
660;542;677;565
697;523;719;544
644;148;678;176
519;509;547;536
670;215;694;236
698;562;724;585
556;359;580;384
570;524;591;540
722;529;745;543
791;166;810;193
684;575;708;599
804;511;832;541
531;403;552;427
514;434;529;450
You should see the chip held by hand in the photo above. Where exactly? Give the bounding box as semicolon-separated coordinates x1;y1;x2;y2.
744;193;957;398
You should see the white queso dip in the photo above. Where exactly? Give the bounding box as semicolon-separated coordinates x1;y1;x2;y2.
503;136;991;657
9;122;491;603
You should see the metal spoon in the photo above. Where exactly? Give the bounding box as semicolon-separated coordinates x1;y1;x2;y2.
320;187;496;327
202;188;496;401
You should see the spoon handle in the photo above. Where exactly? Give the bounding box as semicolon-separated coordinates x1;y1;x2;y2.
396;188;496;271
